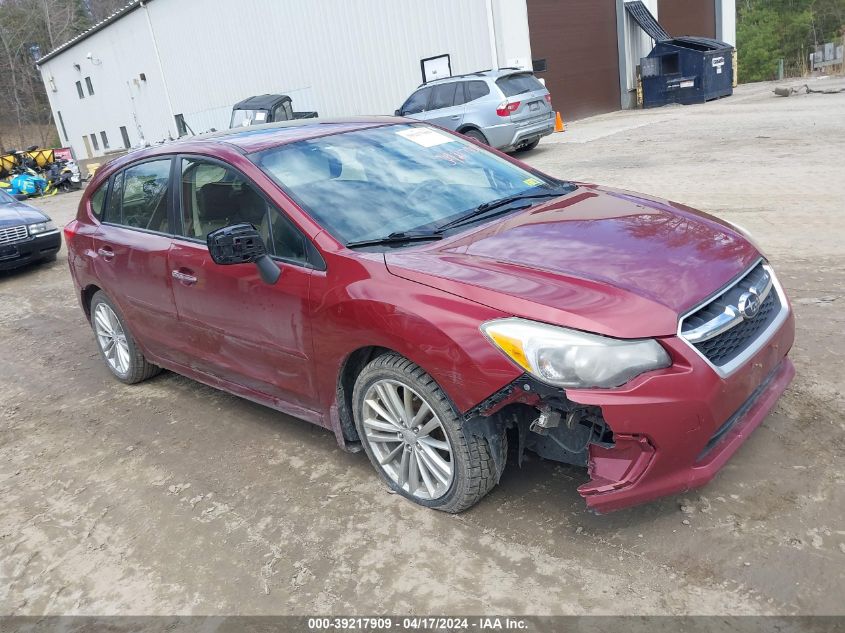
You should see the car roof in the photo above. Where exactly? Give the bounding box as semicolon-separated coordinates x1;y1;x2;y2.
418;67;530;88
232;94;292;110
123;117;404;158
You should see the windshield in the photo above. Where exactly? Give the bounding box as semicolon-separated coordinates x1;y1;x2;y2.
230;108;270;128
253;124;561;244
0;189;15;204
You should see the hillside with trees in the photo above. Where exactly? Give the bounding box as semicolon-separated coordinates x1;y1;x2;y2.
737;0;845;81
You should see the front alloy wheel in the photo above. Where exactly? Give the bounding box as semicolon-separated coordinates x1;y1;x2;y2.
362;379;454;500
353;353;505;513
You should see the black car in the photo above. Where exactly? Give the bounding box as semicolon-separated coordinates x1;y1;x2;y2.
0;189;61;270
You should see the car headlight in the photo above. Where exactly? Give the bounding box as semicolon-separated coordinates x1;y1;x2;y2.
481;318;671;389
28;220;56;235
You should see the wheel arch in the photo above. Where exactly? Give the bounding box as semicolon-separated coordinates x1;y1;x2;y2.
457;123;485;137
81;284;102;322
326;305;521;446
336;345;393;443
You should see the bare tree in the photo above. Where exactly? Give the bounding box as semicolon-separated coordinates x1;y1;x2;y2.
0;0;102;151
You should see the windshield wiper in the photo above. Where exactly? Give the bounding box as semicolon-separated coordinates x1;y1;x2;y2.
435;189;571;232
345;231;443;249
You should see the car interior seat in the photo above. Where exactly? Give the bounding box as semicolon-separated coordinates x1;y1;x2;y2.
196;182;237;237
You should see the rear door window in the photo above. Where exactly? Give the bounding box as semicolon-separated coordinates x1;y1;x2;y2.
401;87;432;115
465;80;490;102
429;83;458;110
108;159;171;232
496;73;545;97
453;83;469;106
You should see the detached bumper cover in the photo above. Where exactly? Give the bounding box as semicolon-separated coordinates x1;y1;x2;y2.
0;230;61;270
567;309;795;513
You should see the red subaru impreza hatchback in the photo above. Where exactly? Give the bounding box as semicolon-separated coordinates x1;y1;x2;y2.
64;119;794;513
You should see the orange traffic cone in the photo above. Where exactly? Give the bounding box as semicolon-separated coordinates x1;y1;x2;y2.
554;111;566;133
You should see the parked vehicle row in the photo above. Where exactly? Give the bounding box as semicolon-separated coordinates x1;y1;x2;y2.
63;117;794;513
228;68;555;154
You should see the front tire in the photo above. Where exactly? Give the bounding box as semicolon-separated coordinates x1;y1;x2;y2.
90;291;160;384
352;353;505;513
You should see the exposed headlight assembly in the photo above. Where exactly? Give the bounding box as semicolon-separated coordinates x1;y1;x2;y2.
481;318;671;389
28;220;56;235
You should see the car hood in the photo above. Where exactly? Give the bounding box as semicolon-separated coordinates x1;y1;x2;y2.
0;201;49;228
384;185;760;338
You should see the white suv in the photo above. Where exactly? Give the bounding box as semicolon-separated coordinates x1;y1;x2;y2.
395;69;554;152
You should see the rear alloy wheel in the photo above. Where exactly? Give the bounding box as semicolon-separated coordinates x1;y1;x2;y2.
90;291;160;384
353;353;504;512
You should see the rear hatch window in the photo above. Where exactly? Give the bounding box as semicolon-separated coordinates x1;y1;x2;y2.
496;73;545;97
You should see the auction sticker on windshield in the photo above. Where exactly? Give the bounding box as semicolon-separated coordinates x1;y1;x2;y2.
396;127;454;147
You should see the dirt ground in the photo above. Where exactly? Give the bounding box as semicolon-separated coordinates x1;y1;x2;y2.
1;78;843;617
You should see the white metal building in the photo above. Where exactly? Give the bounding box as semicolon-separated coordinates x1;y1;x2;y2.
37;0;735;160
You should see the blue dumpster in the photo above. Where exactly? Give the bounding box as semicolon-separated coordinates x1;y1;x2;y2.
641;37;734;108
624;1;734;108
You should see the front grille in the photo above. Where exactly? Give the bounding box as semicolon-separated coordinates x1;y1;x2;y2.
693;291;779;365
0;224;28;245
681;261;784;369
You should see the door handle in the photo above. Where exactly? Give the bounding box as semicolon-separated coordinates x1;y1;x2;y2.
171;270;198;285
450;115;460;120
97;247;114;260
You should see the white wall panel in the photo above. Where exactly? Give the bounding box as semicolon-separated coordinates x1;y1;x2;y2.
717;0;736;46
38;0;533;155
147;0;497;131
491;0;532;70
39;7;172;158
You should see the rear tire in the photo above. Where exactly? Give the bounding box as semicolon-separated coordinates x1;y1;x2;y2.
90;291;160;384
352;353;505;513
461;128;489;145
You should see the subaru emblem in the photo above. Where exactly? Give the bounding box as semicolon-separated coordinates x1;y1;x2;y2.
738;291;761;319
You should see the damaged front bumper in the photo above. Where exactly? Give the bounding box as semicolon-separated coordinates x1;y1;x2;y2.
567;311;795;513
464;305;795;514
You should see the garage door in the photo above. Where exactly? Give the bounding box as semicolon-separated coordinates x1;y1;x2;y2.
526;0;621;120
657;0;716;39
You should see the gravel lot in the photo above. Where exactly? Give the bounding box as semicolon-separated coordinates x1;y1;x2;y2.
1;78;843;616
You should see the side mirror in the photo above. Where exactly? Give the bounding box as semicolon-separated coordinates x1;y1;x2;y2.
206;223;281;285
394;109;402;117
14;194;28;201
